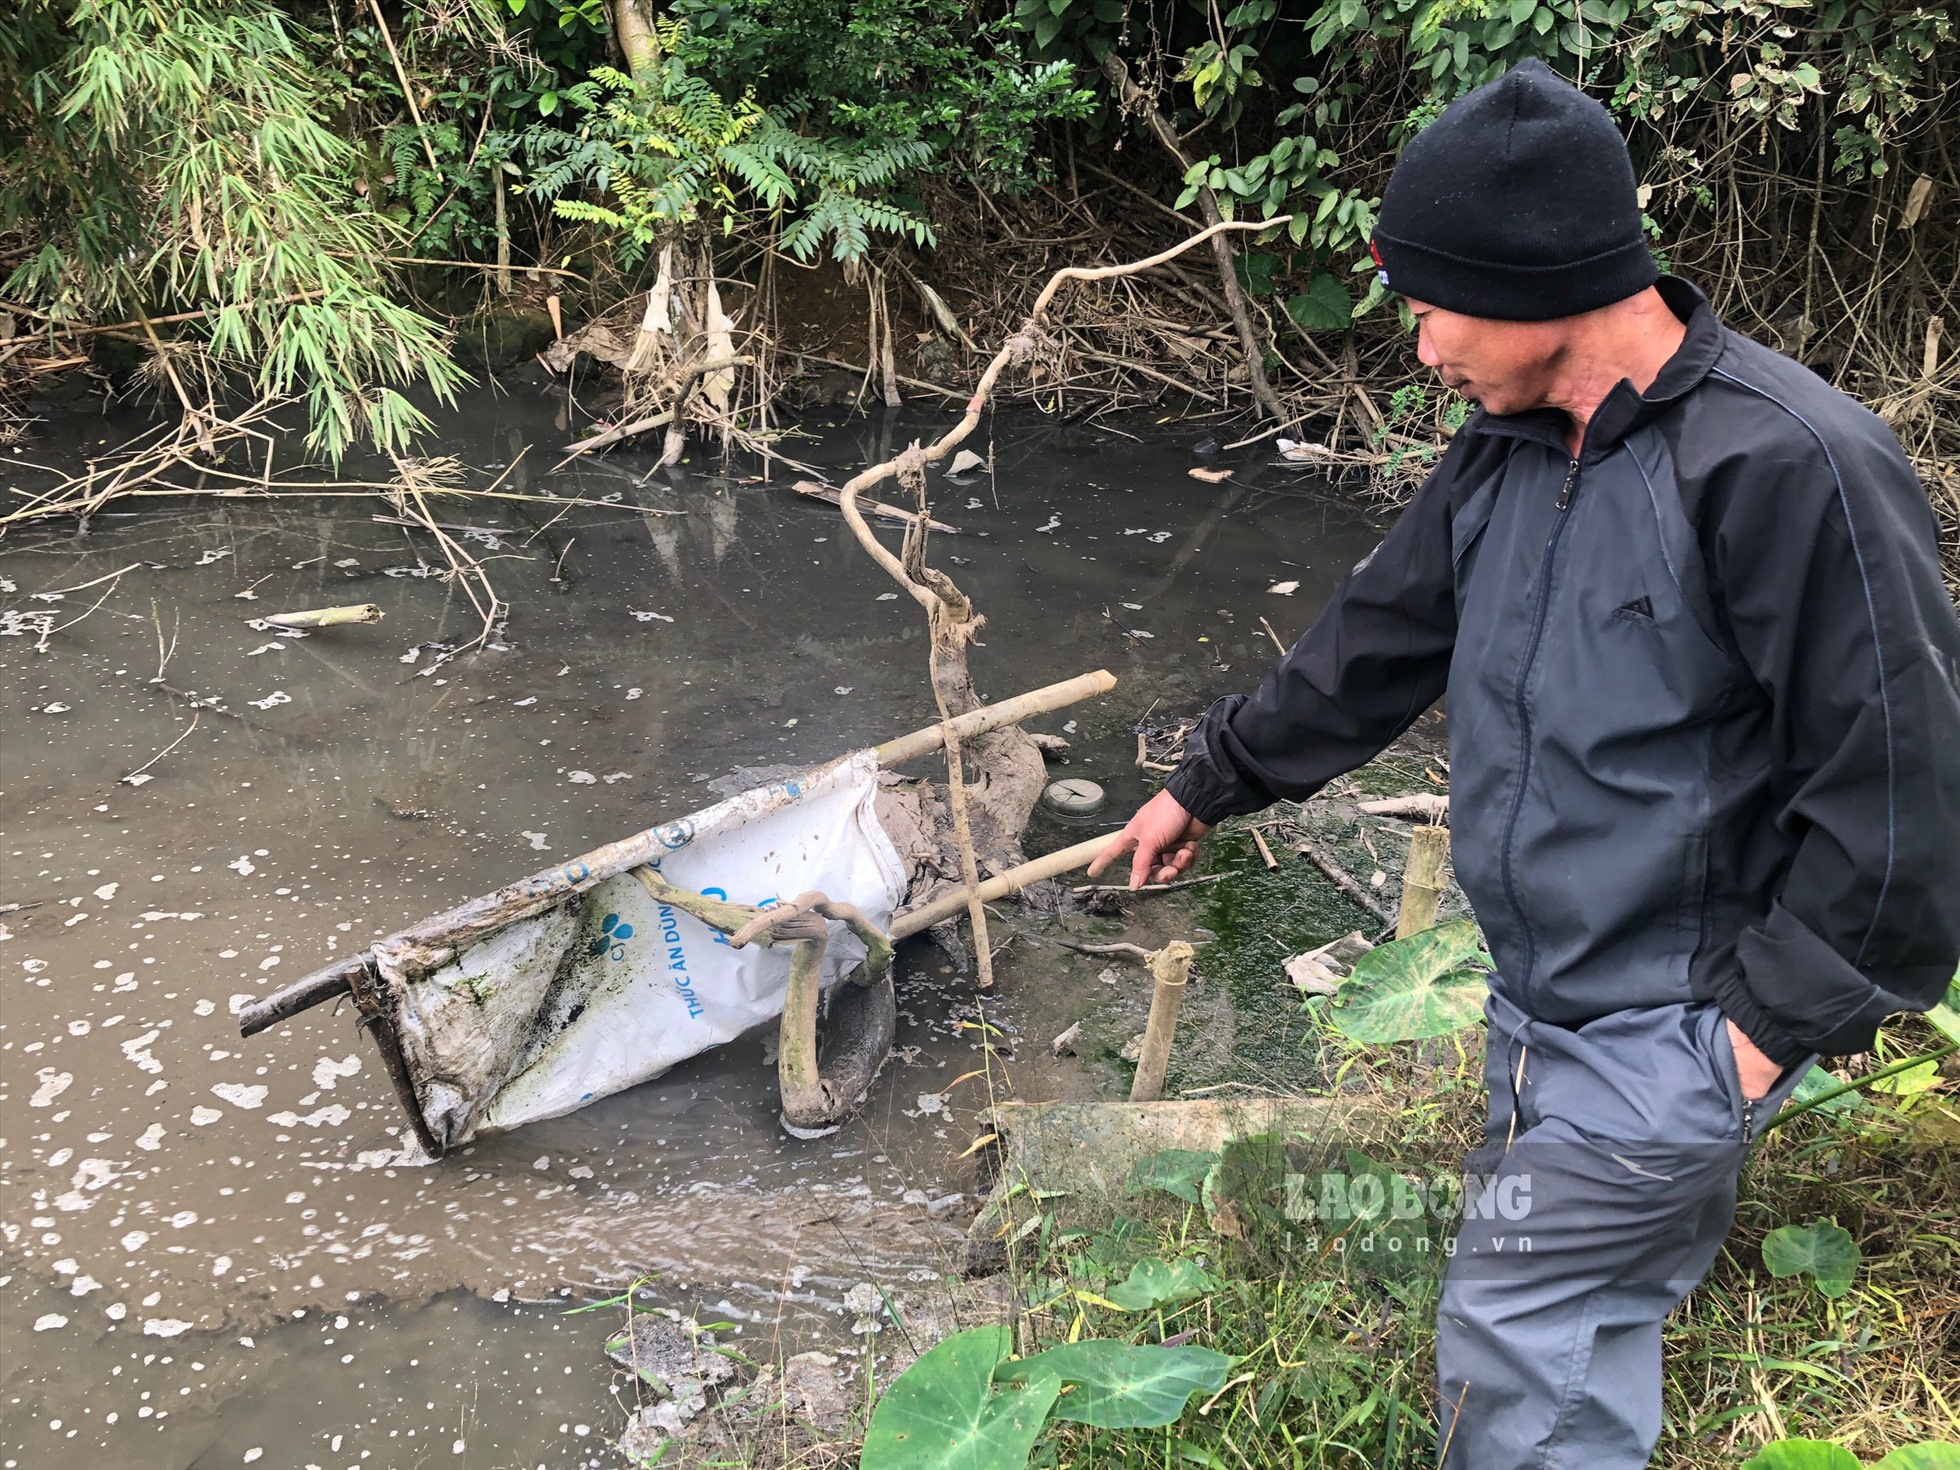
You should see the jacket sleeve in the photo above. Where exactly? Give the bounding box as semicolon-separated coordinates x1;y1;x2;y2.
1165;436;1465;826
1704;421;1960;1066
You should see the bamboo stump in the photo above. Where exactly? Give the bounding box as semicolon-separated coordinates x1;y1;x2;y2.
1396;824;1451;940
1129;941;1195;1103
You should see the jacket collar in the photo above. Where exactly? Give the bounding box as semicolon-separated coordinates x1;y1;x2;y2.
1468;276;1723;459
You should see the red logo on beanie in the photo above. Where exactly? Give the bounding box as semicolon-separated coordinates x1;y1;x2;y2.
1369;238;1390;288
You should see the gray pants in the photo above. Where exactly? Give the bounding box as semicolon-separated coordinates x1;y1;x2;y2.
1436;986;1812;1468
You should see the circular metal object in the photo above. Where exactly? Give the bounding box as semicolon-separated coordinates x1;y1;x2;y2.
1043;777;1107;816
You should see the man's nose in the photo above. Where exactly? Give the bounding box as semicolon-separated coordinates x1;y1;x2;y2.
1416;325;1441;369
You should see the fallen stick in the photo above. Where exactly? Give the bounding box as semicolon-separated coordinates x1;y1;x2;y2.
558;409;675;457
551;353;753;467
1071;873;1229;896
1051;938;1156;961
260;604;383;629
799;352;966;401
1294;839;1395;926
1358;794;1450;823
1250;826;1279;870
791;480;960;534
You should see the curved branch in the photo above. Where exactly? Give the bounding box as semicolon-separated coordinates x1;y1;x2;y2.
833;219;1288;590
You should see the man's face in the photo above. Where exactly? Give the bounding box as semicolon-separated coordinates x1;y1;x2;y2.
1405;298;1565;416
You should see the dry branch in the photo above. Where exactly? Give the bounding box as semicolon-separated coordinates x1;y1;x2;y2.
817;222;1288;987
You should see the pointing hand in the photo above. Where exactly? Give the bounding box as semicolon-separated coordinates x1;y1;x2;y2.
1088;789;1211;890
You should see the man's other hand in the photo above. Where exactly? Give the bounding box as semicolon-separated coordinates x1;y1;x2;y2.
1089;789;1211;889
1725;1019;1785;1102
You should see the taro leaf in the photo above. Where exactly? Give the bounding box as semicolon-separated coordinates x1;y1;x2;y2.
1789;1063;1866;1117
1924;971;1960;1045
1329;920;1489;1044
1874;1444;1960;1470
997;1340;1232;1429
1285;272;1352;331
1760;1219;1860;1299
1870;1059;1942;1097
1311;1148;1438;1283
1741;1442;1863;1470
1126;1148;1219;1204
1200;1133;1293;1244
1104;1257;1218;1312
859;1325;1062;1470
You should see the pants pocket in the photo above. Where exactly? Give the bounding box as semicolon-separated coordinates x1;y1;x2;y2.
1706;1008;1818;1142
1703;1007;1748;1141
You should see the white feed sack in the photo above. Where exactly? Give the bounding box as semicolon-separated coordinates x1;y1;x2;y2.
387;752;907;1150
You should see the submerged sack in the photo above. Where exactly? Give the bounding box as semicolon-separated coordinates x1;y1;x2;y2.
378;751;906;1150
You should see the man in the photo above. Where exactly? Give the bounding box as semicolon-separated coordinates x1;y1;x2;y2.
1091;59;1960;1469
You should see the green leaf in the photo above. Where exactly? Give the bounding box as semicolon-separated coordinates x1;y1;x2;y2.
1126;1149;1219;1204
1873;1445;1960;1470
1104;1257;1219;1311
1788;1063;1865;1117
1284;271;1352;331
1760;1219;1860;1299
1033;12;1064;47
1924;972;1960;1045
1741;1442;1863;1470
536;90;559;117
1329;920;1490;1043
998;1341;1233;1429
1870;1059;1941;1097
860;1326;1063;1470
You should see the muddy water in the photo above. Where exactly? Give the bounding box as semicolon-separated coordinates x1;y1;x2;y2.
0;391;1381;1465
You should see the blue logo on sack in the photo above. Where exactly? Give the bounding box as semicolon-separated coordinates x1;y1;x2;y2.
589;912;634;961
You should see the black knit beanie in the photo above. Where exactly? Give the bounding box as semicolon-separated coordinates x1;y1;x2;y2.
1372;59;1656;321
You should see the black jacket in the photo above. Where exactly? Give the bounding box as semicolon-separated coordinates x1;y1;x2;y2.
1169;278;1960;1065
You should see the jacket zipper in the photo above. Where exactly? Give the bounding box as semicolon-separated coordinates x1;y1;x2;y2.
1497;455;1582;994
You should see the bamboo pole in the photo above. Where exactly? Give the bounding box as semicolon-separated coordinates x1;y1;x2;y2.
1129;941;1195;1103
1395;825;1450;940
366;0;441;176
874;671;1113;765
890;835;1109;939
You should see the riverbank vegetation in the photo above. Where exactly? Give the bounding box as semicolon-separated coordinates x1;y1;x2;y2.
4;0;1954;561
905;802;1959;1469
592;790;1958;1467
